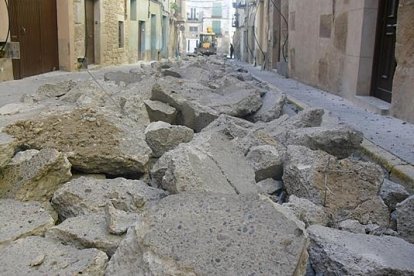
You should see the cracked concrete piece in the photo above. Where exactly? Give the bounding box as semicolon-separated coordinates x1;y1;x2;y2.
380;179;410;210
151;77;262;131
145;121;194;157
151;132;258;194
51;177;167;220
246;144;286;182
283;145;389;226
106;193;309;276
283;195;330;227
256;178;284;194
249;91;286;122
144;99;177;124
0;236;107;275
4;108;152;176
0;199;56;249
202;114;255;139
308;225;414;275
46;213;123;256
0;148;72;201
283;126;363;159
105;203;141;235
396;195;414;244
0;132;16;168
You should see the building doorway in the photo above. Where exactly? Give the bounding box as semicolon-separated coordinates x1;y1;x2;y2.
9;0;59;79
371;0;399;103
151;14;157;60
85;0;95;65
138;21;145;60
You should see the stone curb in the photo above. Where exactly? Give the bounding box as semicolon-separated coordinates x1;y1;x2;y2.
252;75;414;192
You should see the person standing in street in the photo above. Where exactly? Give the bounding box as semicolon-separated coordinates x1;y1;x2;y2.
230;43;234;59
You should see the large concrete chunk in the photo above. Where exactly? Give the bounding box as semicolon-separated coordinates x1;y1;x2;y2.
151;132;258;194
283;146;389;226
5;108;152;176
105;203;141;235
396;195;414;244
283;126;363;158
202;114;255;139
144;99;177;124
308;225;414;275
0;236;107;275
46;214;123;256
0;133;16;168
0;148;72;201
151;78;262;131
0;199;56;248
51;177;167;219
145;121;194;157
246;144;285;182
283;195;331;227
106;193;309;276
249;91;286;122
380;179;410;210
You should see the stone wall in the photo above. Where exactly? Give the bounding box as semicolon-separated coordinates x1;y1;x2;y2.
287;0;378;99
390;0;414;123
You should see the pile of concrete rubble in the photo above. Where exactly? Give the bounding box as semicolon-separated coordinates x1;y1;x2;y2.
0;56;413;275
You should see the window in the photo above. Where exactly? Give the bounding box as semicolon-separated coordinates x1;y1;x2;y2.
212;3;222;18
130;0;137;21
189;26;198;32
188;7;197;20
118;21;124;48
212;20;221;35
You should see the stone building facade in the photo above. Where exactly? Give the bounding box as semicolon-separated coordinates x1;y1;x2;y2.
0;0;184;79
233;0;414;123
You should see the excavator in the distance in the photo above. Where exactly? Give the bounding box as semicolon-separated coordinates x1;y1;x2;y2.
195;27;217;56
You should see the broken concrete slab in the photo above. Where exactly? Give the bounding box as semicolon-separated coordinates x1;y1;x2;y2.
4;108;152;176
396;195;414;244
144;121;194;157
0;148;72;201
283;195;331;228
337;219;397;236
256;178;284;194
151;77;262;131
0;199;56;249
246;144;285;182
283;126;363;159
201;114;255;139
380;178;410;210
46;213;123;256
144;99;177;124
283;145;389;226
0;132;16;168
106;193;309;276
308;225;414;275
249;91;286;123
151;132;258;194
104;71;142;85
0;236;107;275
51;177;167;220
21;80;77;103
105;203;141;235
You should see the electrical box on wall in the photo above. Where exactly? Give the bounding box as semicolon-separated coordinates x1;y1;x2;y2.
0;42;20;59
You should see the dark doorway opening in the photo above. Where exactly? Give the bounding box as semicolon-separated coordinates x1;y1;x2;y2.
371;0;399;103
138;21;145;60
85;0;95;65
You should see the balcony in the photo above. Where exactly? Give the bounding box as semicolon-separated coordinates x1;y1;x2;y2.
232;0;246;9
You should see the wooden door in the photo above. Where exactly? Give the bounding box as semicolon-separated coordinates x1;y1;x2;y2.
85;0;95;65
371;0;399;103
9;0;59;79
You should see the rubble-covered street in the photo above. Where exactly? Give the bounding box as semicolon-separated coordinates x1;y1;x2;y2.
0;56;414;275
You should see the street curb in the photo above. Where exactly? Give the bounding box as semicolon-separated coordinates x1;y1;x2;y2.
253;74;414;192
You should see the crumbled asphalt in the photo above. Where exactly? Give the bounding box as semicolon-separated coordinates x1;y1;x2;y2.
1;59;413;167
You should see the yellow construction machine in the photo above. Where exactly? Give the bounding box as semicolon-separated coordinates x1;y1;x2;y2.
195;27;217;56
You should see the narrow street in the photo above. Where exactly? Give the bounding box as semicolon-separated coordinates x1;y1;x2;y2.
0;56;414;274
